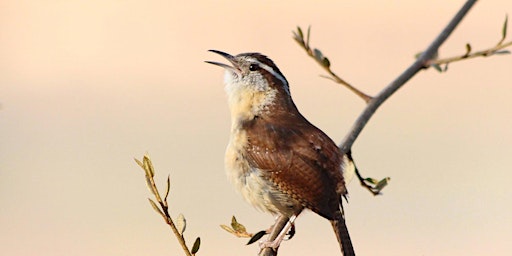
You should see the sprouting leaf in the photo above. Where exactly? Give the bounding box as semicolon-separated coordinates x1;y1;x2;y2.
322;57;331;68
144;155;155;177
247;230;267;245
297;26;303;40
313;48;323;62
443;63;449;72
176;213;186;235
231;216;247;233
191;237;201;254
431;63;443;73
494;50;511;55
293;27;305;46
164;174;171;202
221;216;253;238
134;158;144;169
306;25;311;49
148;198;165;218
500;14;508;44
465;43;471;56
374;177;391;192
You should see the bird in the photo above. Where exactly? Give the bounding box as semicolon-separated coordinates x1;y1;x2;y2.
206;50;355;255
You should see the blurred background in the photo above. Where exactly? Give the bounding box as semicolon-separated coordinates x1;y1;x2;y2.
1;1;512;255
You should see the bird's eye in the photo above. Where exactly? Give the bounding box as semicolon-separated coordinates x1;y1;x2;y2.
249;64;259;71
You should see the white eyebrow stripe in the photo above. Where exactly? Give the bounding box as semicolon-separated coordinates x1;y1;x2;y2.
254;60;290;94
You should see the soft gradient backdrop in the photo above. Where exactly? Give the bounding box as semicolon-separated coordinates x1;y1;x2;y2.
1;1;511;255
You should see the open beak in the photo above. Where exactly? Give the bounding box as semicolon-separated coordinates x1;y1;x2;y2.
205;50;240;74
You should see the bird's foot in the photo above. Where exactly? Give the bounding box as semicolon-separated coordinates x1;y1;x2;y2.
258;216;295;253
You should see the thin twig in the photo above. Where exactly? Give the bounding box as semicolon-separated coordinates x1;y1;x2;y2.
322;63;373;103
135;155;195;256
161;205;193;256
429;40;512;66
293;28;373;103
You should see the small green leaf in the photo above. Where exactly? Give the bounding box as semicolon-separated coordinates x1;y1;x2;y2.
313;48;323;62
306;25;311;49
164;174;171;202
191;237;201;254
501;15;508;44
231;216;247;233
297;26;303;40
364;177;378;184
465;43;471;56
230;216;238;226
322;57;331;68
247;230;266;245
293;27;304;46
134;158;144;169
431;63;443;73
494;50;511;55
176;213;186;235
144;155;155;177
443;63;449;72
148;198;165;218
292;33;303;46
142;159;150;176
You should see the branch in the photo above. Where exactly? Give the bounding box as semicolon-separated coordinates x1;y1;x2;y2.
340;0;478;153
135;154;201;256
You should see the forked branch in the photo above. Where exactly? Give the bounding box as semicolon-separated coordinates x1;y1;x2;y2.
339;0;485;152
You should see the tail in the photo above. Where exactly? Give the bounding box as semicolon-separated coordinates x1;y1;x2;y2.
330;211;355;256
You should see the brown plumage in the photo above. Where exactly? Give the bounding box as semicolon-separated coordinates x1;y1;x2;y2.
242;106;346;220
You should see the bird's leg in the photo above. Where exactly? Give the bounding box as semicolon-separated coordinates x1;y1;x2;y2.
259;215;288;252
259;215;297;252
264;217;295;240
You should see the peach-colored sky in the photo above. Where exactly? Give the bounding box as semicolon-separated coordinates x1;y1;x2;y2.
1;1;512;255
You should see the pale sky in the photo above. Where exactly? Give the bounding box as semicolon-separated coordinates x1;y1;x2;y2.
1;1;512;255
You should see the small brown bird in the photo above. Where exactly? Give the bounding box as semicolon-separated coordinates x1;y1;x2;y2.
207;50;355;255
